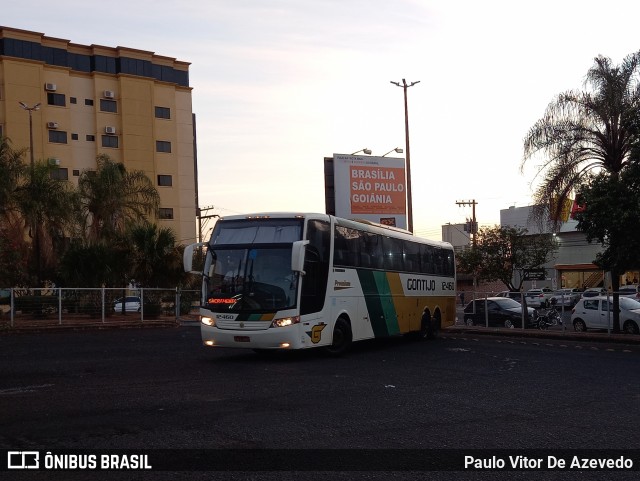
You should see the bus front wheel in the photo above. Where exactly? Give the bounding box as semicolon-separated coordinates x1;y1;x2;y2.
324;317;352;356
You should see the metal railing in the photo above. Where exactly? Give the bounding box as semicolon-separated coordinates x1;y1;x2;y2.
455;289;639;334
0;288;200;329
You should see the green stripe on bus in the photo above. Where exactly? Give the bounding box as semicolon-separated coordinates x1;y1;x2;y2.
357;270;400;337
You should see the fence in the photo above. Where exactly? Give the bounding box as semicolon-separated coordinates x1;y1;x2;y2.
0;288;201;329
455;289;639;332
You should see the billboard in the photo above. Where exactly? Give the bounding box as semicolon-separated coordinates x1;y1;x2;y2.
331;153;407;229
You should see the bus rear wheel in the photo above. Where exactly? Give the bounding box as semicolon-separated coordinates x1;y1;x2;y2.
427;312;441;340
324;317;352;356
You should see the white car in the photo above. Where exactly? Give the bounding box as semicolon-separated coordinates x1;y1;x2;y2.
581;287;605;298
525;288;554;307
571;296;640;334
113;296;141;313
618;285;639;299
550;288;581;307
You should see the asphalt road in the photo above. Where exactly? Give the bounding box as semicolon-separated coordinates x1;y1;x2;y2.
1;326;639;481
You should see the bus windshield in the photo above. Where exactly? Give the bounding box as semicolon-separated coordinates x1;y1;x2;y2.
205;247;299;312
203;218;303;313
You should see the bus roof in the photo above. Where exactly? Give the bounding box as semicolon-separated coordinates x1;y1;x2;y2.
214;212;453;249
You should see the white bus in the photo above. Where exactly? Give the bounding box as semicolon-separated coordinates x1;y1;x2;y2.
184;213;456;354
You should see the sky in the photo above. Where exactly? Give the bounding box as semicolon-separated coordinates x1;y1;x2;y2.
4;0;640;239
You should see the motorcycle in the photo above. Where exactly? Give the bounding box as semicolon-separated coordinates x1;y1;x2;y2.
533;307;562;329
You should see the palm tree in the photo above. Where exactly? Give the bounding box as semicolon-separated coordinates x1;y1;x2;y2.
523;51;640;331
0;137;26;218
12;160;79;286
77;154;160;243
128;223;183;287
0;138;29;286
522;51;640;221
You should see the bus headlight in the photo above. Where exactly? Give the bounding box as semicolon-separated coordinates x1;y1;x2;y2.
271;316;300;328
201;316;215;326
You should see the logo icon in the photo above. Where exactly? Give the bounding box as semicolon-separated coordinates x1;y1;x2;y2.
308;323;326;344
8;451;39;469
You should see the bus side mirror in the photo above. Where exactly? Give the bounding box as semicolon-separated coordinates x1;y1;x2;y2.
291;240;310;274
183;242;206;274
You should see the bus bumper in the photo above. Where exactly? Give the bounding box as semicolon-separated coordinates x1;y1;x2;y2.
200;324;307;350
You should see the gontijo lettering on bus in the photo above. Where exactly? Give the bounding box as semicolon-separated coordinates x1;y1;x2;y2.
404;275;456;295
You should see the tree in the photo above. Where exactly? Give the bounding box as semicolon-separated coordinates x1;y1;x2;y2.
522;51;640;331
522;51;640;221
0;137;26;218
575;163;640;331
457;226;557;291
12;160;78;286
77;155;160;243
128;223;184;287
0;138;29;286
58;241;130;288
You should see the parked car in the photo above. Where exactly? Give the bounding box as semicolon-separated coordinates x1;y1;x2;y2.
550;288;581;308
113;296;141;313
463;297;535;329
525;287;554;307
582;287;605;298
571;296;640;334
0;288;10;303
496;291;525;303
618;285;639;299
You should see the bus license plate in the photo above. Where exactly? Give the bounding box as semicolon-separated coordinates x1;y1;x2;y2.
234;336;250;342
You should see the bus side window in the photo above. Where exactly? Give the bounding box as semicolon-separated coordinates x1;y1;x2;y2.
301;220;330;315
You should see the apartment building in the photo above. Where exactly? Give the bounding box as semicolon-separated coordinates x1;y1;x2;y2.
0;26;196;244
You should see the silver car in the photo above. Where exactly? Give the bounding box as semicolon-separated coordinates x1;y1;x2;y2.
550;289;581;307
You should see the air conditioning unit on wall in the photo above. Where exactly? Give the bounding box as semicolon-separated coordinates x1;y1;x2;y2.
45;83;57;91
47;122;59;129
103;90;115;99
105;126;116;135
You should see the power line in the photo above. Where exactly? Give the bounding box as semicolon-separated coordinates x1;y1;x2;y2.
456;199;478;247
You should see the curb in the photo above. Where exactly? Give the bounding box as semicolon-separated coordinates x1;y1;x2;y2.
0;319;180;334
445;325;640;345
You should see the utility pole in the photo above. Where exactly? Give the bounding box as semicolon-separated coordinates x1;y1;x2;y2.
198;205;220;243
391;79;420;233
456;199;478;247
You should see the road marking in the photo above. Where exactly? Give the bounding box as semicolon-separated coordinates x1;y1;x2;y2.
0;384;54;395
442;335;637;353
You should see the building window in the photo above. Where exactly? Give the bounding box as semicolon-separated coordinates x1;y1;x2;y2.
100;99;117;113
85;99;94;106
86;135;95;141
71;133;79;140
47;92;66;107
49;130;68;144
156;140;171;153
70;97;77;104
157;175;173;186
50;168;69;181
101;135;119;148
73;169;80;177
159;208;174;220
155;106;171;119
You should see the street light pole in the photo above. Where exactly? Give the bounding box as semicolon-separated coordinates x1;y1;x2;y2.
390;79;419;233
18;102;41;174
19;101;42;286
